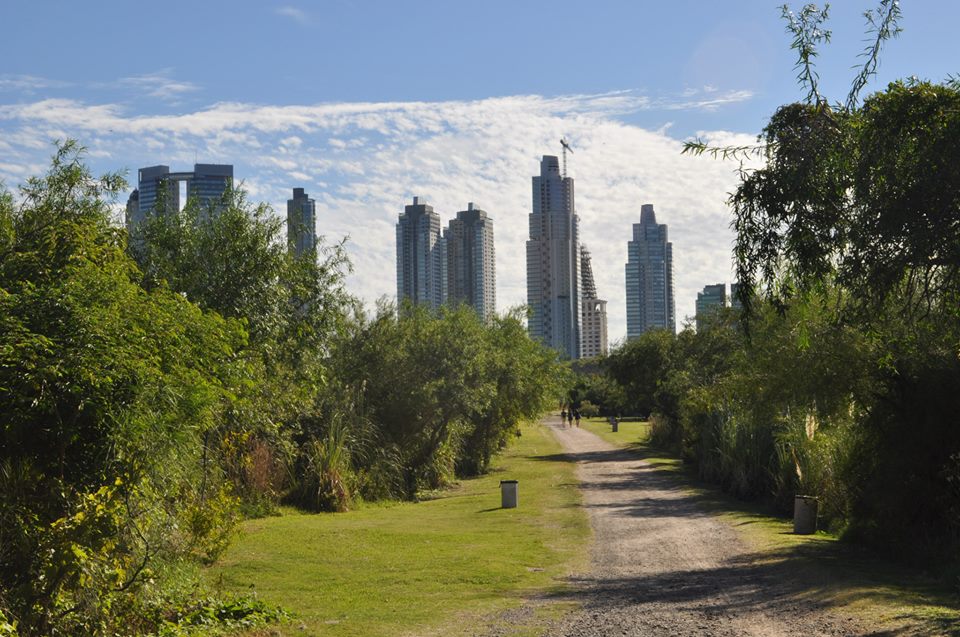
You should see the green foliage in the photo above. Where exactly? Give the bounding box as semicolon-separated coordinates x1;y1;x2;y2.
604;329;675;417
0;140;583;632
293;416;354;512
329;303;563;499
0;143;268;635
154;595;287;636
650;4;960;563
578;400;600;418
0;609;17;637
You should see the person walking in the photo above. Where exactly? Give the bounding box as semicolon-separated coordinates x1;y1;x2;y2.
560;408;568;427
574;408;581;428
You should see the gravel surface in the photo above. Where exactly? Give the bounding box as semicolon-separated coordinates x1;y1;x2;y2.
479;415;885;637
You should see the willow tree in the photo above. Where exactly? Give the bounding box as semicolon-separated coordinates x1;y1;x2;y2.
686;2;960;549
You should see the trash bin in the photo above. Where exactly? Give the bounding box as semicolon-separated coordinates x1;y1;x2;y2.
500;480;518;509
793;495;818;534
612;420;619;433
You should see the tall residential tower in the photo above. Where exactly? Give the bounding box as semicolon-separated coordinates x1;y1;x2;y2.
526;155;580;359
695;283;727;331
125;163;234;235
579;245;608;358
625;204;675;338
287;187;316;259
396;196;447;310
446;203;496;321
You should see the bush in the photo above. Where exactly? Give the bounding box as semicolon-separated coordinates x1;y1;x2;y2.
579;400;600;418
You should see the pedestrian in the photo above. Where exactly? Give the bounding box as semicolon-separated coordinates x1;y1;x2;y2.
567;409;574;426
574;409;581;427
560;408;568;427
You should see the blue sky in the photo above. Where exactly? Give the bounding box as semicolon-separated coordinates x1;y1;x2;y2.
2;1;957;340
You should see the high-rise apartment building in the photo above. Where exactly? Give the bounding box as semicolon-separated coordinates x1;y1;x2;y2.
446;203;496;321
695;283;727;331
287;188;316;259
125;163;234;235
729;282;743;311
579;245;608;358
625;203;675;338
396;196;447;310
526;155;580;359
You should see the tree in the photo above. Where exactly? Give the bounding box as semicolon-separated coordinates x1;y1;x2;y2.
0;142;249;634
687;2;960;551
604;329;675;417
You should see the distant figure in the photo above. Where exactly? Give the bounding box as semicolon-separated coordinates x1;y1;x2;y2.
574;409;581;427
560;408;568;427
567;410;574;426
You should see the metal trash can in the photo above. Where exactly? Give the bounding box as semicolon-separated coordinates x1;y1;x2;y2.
500;480;518;509
793;495;818;534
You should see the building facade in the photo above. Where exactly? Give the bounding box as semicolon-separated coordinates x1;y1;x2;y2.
446;203;496;321
126;163;234;235
695;283;727;331
579;245;608;358
287;187;317;259
625;203;675;338
526;155;580;359
729;282;743;311
396;196;447;310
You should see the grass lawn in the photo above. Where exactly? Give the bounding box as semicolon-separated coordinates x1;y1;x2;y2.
207;420;589;636
580;416;960;634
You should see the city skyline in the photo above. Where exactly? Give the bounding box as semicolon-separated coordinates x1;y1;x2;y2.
3;3;956;340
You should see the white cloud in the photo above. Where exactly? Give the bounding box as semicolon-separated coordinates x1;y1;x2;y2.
0;74;71;93
0;91;760;341
113;69;200;101
276;6;310;25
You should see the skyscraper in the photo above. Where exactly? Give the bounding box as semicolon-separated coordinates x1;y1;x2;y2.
695;283;727;331
125;163;233;235
396;196;447;310
579;245;608;358
287;187;316;259
625;204;675;338
526;155;580;359
729;282;744;311
446;203;496;321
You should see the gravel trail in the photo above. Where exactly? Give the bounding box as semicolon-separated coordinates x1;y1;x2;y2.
500;415;884;637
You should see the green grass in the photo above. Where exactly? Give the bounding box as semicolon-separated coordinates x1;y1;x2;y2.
207;421;589;636
579;417;651;450
580;417;960;634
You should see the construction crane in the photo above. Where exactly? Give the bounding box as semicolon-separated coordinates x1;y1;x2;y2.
560;138;574;178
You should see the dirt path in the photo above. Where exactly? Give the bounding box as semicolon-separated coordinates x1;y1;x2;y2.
522;415;881;637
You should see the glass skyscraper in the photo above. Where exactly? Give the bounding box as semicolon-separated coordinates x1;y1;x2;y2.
396;196;447;310
625;204;675;338
125;163;234;235
695;283;727;331
287;187;316;259
446;203;495;322
526;155;580;359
